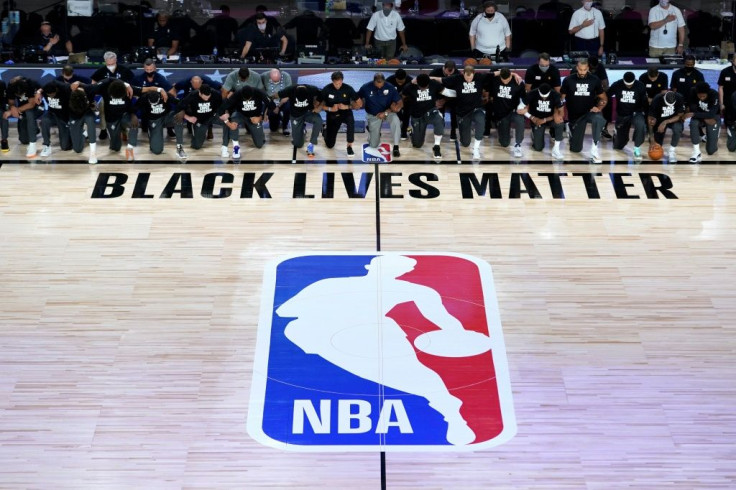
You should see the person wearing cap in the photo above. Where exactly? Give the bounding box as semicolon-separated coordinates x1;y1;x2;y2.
607;71;648;161
517;83;565;160
469;1;512;59
568;0;605;57
647;0;685;57
560;58;607;163
277;84;323;157
648;90;686;162
365;2;408;60
222;67;265;99
438;64;490;160
37;21;72;56
386;68;413;140
357;73;403;157
685;82;719;163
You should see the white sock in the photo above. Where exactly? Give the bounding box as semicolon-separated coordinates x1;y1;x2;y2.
591;142;598;149
473;139;482;150
89;143;96;152
434;135;442;145
233;141;239;147
693;143;700;153
553;141;560;150
127;143;134;150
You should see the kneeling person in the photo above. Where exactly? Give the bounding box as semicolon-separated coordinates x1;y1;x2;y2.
402;73;445;159
278;84;323;157
686;82;719;162
648;90;686;162
608;71;648;160
176;84;226;155
321;71;361;156
135;87;186;159
518;83;564;160
218;85;274;158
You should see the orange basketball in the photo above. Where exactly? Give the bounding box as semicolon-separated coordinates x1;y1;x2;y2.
648;144;664;160
479;57;492;66
464;57;478;66
376;58;387;65
388;58;401;65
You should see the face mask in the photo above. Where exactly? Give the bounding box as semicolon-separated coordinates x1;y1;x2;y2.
485;12;495;19
383;8;392;16
539;65;550;73
258;23;266;31
685;67;693;74
660;0;669;6
584;2;593;10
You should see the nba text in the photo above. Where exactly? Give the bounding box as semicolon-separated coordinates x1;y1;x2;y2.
90;172;677;200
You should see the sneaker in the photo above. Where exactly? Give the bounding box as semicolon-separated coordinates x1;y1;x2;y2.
1;139;8;152
551;147;564;161
700;134;707;143
125;147;135;161
347;145;354;156
513;145;523;158
392;145;400;158
472;148;481;160
232;145;241;160
221;146;229;158
689;151;702;164
306;142;315;157
668;147;677;163
589;145;602;164
207;127;214;140
400;131;408;141
432;145;441;160
98;129;108;140
450;130;457;141
601;127;613;140
40;145;51;157
282;128;290;136
88;152;97;164
176;145;188;160
633;147;642;161
26;142;37;158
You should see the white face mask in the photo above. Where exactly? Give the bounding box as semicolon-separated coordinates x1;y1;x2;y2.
584;2;593;10
257;23;266;31
660;0;669;6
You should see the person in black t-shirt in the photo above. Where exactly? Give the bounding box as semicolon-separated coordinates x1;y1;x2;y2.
685;82;719;162
517;83;564;160
728;92;736;152
278;84;323;156
607;72;648;159
560;59;607;163
639;67;669;103
240;13;287;60
37;21;72;56
134;88;186;159
67;85;98;163
147;12;180;56
56;65;91;85
648;90;685;162
217;85;274;156
718;57;736;139
84;79;142;159
91;52;135;141
670;55;704;95
386;69;413;140
7;76;43;158
430;61;459;140
176;84;227;154
39;81;73;157
524;53;561;92
488;68;526;158
401;74;445;159
321;71;361;156
439;65;489;160
0;81;9;151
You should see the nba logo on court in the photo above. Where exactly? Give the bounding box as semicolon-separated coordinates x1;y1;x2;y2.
361;143;392;163
248;253;516;451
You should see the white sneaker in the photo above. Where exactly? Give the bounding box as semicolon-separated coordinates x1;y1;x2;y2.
589;145;602;164
472;148;481;160
221;146;229;158
551;147;564;161
88;152;97;164
512;145;523;158
689;151;702;164
40;145;51;157
26;142;37;158
668;147;677;163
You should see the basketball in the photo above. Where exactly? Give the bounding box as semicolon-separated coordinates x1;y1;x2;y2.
388;58;401;65
464;57;478;66
479;57;492;66
648;144;664;160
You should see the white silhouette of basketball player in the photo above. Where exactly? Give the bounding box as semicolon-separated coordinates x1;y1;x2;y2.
276;254;478;445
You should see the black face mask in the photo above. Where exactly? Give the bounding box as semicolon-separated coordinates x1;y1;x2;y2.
685;68;694;74
485;13;495;19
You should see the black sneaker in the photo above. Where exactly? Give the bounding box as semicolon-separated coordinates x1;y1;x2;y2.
282;129;290;136
432;145;441;160
1;139;8;152
98;129;108;140
392;145;400;158
450;130;457;141
601;127;613;140
347;146;354;156
400;131;408;140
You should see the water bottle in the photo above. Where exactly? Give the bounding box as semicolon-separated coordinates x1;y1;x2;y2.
212;46;218;61
161;52;167;64
601;52;607;65
460;0;466;15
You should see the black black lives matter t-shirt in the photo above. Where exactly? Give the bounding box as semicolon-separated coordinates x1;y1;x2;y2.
526;88;563;119
524;63;561;90
441;73;489;117
135;93;177;121
278;84;322;118
44;81;72;121
487;77;525;119
221;87;273;118
178;90;224;124
90;78;142;122
648;91;685;123
561;73;603;121
401;80;444;118
639;72;668;100
320;82;359;114
607;80;648;117
687;88;719;119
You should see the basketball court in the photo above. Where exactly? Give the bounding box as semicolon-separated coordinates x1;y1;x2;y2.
1;126;735;487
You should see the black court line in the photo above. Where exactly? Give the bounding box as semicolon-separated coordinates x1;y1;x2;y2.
2;159;735;165
373;160;387;490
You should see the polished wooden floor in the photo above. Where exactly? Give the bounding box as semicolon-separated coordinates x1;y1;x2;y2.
1;125;736;488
